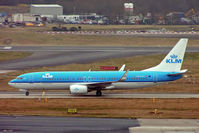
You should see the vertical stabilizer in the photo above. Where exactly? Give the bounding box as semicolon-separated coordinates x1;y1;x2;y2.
143;38;188;72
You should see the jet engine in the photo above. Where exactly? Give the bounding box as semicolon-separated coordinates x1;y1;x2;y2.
69;85;88;94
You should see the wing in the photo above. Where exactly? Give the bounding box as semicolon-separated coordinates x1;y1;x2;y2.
80;70;129;89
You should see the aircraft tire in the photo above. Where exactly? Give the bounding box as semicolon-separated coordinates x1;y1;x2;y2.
96;90;102;96
25;91;29;96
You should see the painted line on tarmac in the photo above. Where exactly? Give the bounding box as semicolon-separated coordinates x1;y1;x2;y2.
129;126;199;133
0;93;199;99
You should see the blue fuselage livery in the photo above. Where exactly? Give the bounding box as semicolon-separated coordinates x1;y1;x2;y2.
8;38;188;96
11;71;181;84
9;71;182;96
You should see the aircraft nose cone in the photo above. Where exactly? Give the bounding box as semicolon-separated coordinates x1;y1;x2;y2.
8;82;13;87
8;79;16;87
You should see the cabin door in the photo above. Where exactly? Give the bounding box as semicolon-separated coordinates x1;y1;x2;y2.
153;74;158;83
28;75;34;89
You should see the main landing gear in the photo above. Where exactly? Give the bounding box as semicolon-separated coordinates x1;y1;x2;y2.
96;90;102;96
25;91;29;96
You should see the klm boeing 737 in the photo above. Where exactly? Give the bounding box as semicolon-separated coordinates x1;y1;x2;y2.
9;38;188;96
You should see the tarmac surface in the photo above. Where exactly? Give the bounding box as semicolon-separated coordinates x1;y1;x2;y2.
0;46;199;70
131;119;199;133
0;116;139;133
0;92;199;99
1;38;199;132
1;116;199;133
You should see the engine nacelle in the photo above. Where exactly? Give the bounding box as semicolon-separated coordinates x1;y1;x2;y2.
69;85;88;94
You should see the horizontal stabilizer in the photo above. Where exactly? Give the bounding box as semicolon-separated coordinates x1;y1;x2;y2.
168;69;188;76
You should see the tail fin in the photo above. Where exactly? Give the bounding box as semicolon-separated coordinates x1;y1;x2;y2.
143;38;188;72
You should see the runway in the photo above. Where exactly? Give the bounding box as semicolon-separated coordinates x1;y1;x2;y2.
0;46;199;70
0;92;199;98
1;116;199;133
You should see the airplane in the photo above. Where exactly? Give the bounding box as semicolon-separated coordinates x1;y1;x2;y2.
9;38;188;96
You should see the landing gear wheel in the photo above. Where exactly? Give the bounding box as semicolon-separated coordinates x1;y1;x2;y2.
96;90;102;96
25;91;29;96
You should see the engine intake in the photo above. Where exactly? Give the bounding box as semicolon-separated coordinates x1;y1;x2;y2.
70;85;88;94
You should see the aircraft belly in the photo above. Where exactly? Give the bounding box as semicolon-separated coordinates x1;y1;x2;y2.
12;83;32;89
14;82;164;90
15;83;71;90
33;83;71;89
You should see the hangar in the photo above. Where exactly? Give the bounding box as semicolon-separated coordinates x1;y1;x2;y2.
30;4;63;16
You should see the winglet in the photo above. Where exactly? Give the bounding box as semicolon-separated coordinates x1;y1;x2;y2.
119;70;129;81
119;64;126;71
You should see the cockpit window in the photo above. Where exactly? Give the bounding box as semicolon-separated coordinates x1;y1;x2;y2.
17;77;23;80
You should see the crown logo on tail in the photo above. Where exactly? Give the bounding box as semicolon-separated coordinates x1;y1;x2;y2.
170;54;178;59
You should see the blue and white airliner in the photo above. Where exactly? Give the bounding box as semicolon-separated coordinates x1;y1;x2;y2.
9;38;188;96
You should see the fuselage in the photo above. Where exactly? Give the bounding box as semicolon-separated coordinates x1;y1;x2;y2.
9;71;182;90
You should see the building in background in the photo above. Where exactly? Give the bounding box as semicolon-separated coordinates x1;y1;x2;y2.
124;3;134;15
30;4;63;16
124;3;134;24
57;13;108;24
11;13;41;23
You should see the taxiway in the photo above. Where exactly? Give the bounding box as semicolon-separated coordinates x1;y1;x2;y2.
1;116;199;133
0;46;199;70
